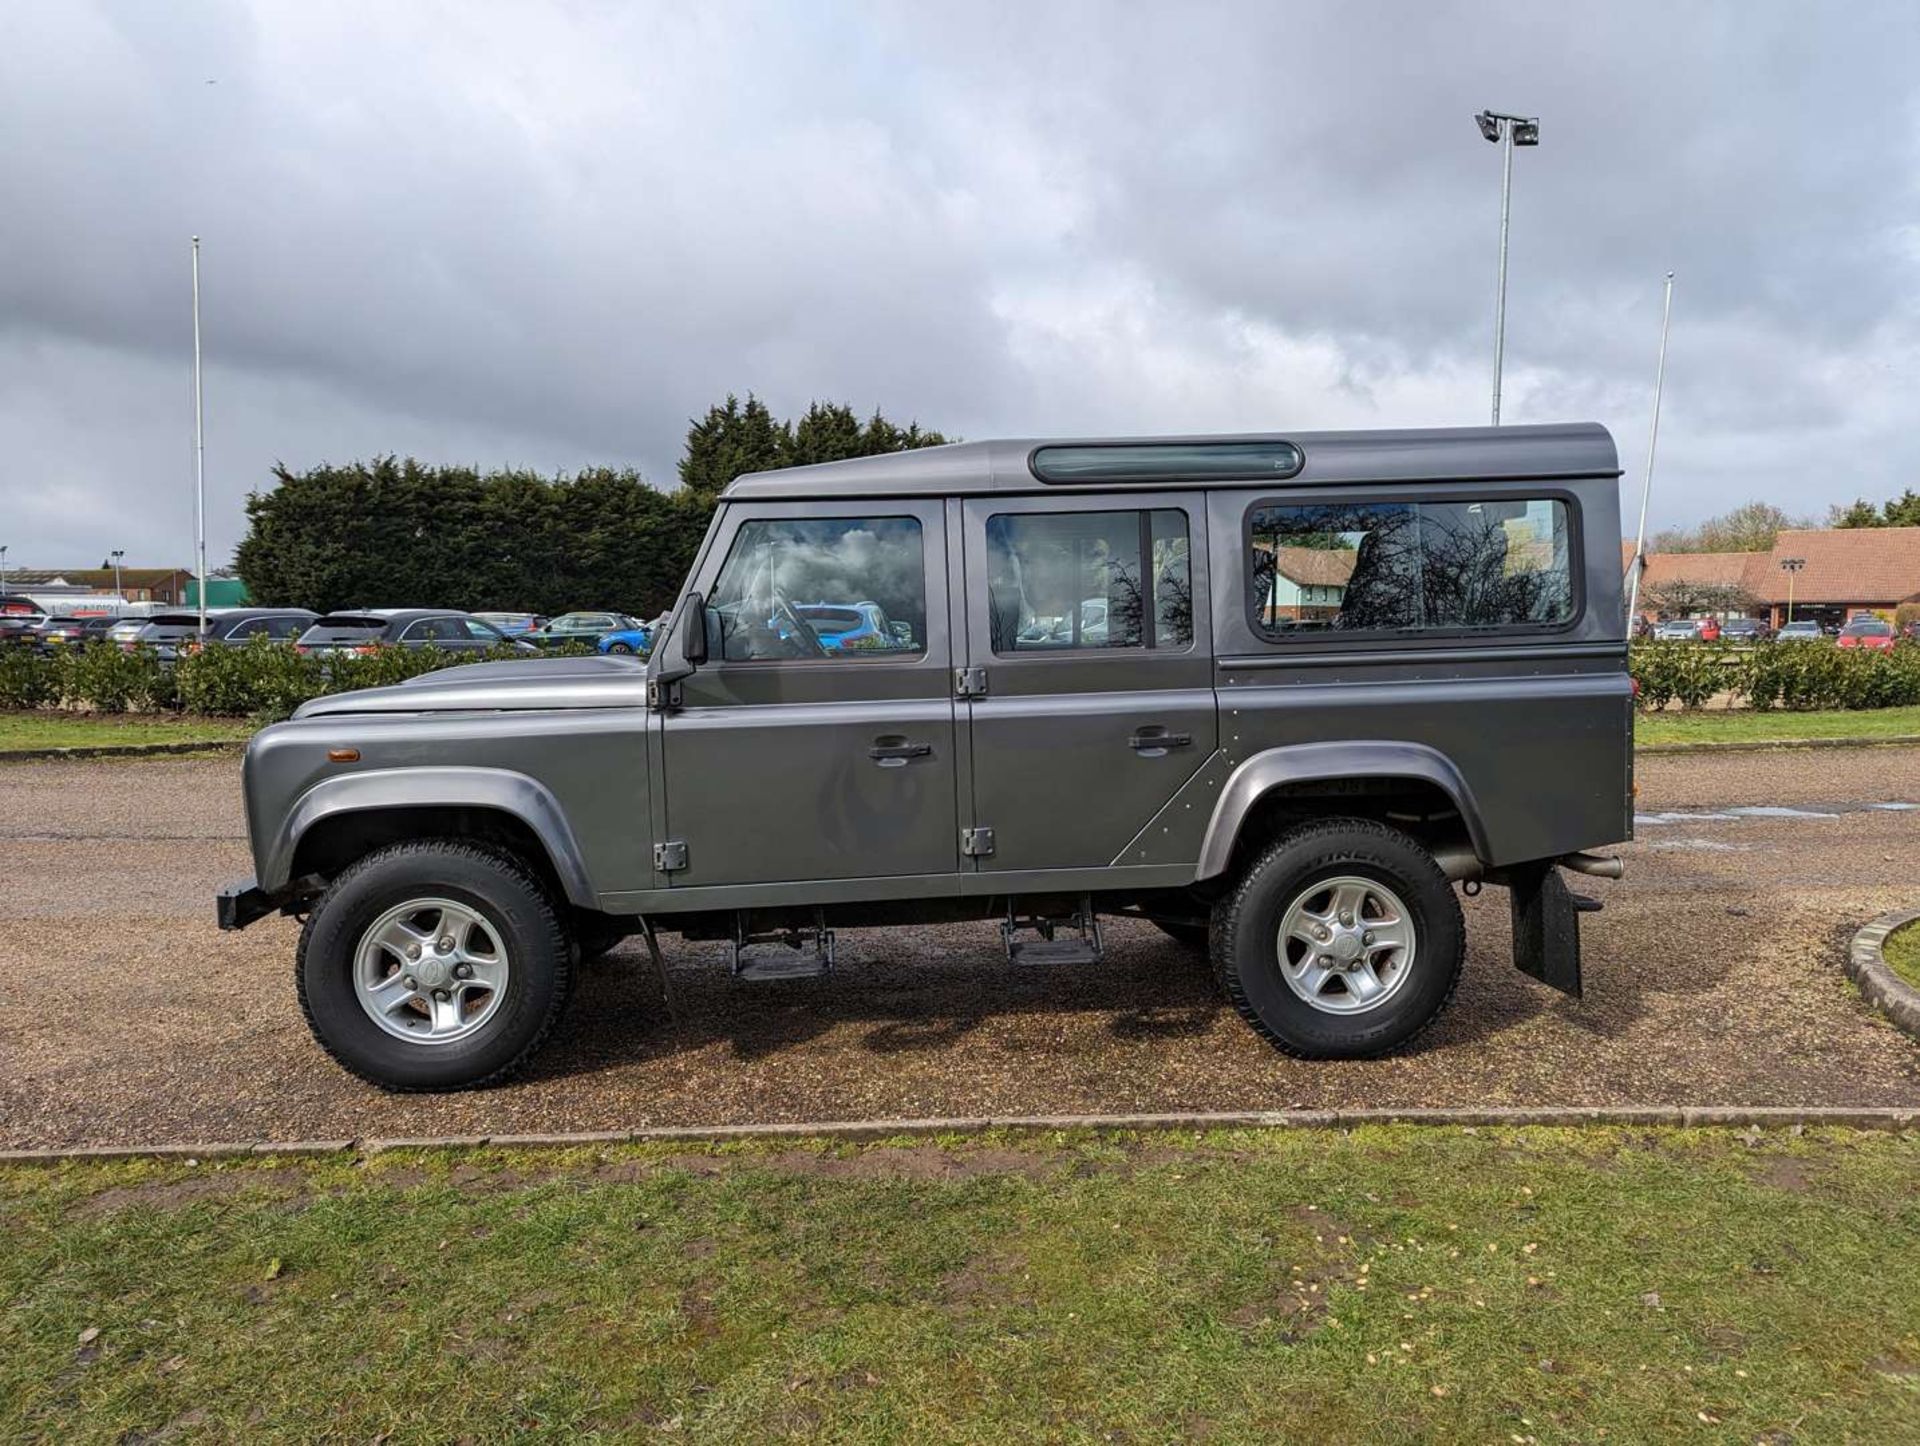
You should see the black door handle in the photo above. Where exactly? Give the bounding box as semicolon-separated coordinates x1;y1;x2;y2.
869;740;932;764
1129;729;1193;753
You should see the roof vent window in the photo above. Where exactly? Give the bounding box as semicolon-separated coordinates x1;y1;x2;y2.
1030;440;1304;484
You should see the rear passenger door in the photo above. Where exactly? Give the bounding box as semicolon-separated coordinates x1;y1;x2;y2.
958;495;1216;880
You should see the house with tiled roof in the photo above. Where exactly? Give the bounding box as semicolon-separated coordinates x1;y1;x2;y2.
1255;542;1358;624
1625;527;1920;627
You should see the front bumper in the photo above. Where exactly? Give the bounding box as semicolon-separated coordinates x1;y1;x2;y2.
216;876;278;931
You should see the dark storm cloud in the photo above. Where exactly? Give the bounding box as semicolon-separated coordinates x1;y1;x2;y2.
1;0;1915;568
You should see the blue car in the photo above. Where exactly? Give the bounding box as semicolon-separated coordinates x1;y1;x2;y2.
596;621;653;656
789;601;915;652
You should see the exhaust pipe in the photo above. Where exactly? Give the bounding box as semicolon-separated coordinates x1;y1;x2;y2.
1559;851;1624;880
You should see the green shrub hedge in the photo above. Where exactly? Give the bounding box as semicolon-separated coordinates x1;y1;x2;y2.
1630;639;1920;712
4;637;1915;720
0;638;599;721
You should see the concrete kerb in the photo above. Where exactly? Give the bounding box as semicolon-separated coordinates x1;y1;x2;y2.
2;1106;1916;1165
1846;909;1920;1040
1636;734;1920;755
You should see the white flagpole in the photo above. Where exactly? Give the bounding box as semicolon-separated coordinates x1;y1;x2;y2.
1624;271;1674;628
192;236;208;636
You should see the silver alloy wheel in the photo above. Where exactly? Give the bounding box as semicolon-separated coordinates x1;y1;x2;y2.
353;897;510;1045
1275;875;1417;1015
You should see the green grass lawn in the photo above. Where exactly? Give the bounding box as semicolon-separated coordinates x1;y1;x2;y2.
0;712;253;752
1885;923;1920;991
4;1127;1918;1442
1637;704;1920;747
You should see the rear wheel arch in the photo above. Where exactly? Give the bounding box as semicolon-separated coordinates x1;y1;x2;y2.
1197;744;1488;883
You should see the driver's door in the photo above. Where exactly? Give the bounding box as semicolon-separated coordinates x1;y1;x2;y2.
657;500;959;891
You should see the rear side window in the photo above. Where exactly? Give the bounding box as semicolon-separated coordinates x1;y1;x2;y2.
1248;498;1574;638
986;509;1192;654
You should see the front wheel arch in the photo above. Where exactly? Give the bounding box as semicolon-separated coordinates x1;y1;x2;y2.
288;806;574;909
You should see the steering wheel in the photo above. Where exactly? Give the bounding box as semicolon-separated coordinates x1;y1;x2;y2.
770;592;828;658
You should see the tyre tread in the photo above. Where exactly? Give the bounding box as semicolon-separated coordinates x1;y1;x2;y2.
1210;816;1464;1059
294;837;574;1092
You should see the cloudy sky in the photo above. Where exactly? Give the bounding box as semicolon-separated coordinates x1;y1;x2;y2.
3;1;1916;569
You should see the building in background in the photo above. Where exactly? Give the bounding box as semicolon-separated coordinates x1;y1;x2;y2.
1;567;198;604
1628;527;1920;628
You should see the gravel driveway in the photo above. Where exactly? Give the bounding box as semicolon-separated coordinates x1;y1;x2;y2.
3;747;1918;1147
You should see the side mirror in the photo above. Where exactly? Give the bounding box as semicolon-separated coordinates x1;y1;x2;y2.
648;591;706;703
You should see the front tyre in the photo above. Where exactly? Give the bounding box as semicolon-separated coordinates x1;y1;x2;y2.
1212;818;1463;1059
296;840;573;1091
607;641;634;654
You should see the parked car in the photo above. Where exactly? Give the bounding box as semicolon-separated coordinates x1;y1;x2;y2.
124;608;320;662
1904;620;1920;642
1652;618;1715;641
525;612;638;648
789;601;915;652
222;421;1633;1091
1836;616;1897;652
1776;619;1824;641
33;615;120;651
596;621;654;655
1718;617;1770;643
0;613;47;648
473;611;547;636
295;610;535;656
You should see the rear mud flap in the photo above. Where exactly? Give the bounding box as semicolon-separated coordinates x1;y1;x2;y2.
1507;863;1600;999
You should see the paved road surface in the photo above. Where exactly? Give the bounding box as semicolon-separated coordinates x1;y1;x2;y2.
2;747;1917;1147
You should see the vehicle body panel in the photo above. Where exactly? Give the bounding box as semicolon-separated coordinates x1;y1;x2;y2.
229;423;1632;944
652;497;959;889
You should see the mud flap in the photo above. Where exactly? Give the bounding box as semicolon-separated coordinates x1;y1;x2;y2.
1507;863;1598;999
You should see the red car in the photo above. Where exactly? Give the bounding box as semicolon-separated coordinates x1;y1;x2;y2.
1837;617;1896;651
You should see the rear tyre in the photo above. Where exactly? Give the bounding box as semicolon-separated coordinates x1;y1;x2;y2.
607;641;634;654
1212;818;1463;1059
296;840;573;1091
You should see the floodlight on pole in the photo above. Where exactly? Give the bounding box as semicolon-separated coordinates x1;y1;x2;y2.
1779;556;1806;625
0;545;8;594
1475;109;1540;426
110;549;125;600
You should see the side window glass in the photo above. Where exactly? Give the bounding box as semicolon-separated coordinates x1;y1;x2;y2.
708;517;926;662
985;509;1191;654
1248;498;1574;638
464;618;507;643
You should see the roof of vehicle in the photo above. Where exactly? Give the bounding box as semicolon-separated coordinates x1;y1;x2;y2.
725;422;1620;501
310;609;464;626
146;607;316;626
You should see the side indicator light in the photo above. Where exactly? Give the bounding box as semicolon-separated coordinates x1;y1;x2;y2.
326;748;360;764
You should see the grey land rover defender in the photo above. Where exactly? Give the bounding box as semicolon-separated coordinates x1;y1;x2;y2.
219;424;1632;1091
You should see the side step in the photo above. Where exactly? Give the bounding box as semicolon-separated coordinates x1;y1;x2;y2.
1002;897;1104;967
731;912;835;982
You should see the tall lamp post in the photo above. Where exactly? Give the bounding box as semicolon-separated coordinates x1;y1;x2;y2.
1475;109;1540;426
0;544;8;594
110;549;125;600
1779;557;1806;627
191;236;208;639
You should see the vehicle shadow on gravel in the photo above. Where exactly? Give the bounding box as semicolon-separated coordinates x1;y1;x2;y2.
524;919;1559;1085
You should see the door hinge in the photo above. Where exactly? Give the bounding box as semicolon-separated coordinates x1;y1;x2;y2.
954;666;988;699
961;826;996;858
653;840;688;873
